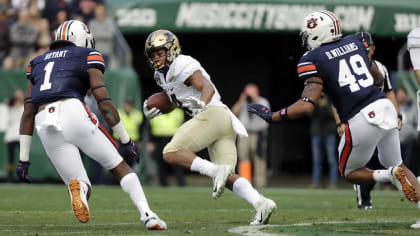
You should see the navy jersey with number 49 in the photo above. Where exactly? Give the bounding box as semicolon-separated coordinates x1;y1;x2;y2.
27;45;106;112
297;34;385;123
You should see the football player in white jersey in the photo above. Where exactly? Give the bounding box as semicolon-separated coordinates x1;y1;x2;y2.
143;29;276;225
407;27;420;229
407;27;420;133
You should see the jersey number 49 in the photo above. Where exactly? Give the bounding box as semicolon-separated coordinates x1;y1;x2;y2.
338;54;373;92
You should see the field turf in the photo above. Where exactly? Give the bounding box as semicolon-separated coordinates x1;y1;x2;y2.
1;183;420;235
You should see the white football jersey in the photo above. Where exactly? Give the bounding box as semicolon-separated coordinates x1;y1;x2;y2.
407;27;420;50
153;54;225;115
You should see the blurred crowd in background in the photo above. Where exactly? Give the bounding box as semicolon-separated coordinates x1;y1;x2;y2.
0;0;118;70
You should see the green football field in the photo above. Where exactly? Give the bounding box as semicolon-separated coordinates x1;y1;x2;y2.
1;183;420;236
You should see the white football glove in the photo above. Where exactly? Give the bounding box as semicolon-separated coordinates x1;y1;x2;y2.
182;96;206;115
143;100;162;119
182;96;206;109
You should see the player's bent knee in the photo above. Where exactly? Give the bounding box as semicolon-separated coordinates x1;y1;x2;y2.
163;151;177;164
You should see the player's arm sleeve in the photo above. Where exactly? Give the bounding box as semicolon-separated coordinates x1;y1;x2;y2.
26;62;34;83
407;28;420;70
297;57;321;81
86;50;106;73
177;57;203;83
407;28;420;50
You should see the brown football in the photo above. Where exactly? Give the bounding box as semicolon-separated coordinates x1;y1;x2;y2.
146;92;174;114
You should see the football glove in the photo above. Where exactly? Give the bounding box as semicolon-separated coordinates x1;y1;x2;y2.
182;96;206;115
16;160;32;183
119;139;140;163
248;103;273;123
143;100;162;119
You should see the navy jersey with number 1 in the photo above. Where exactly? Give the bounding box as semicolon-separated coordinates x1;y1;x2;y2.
26;44;106;113
297;34;385;123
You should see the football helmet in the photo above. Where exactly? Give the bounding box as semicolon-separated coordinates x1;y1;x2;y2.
55;20;95;48
144;29;181;72
300;10;342;50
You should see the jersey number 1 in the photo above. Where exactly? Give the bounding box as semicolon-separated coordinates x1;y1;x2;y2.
40;61;54;91
338;54;373;92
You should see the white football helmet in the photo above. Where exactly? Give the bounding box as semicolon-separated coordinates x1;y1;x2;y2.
300;10;342;51
55;20;95;48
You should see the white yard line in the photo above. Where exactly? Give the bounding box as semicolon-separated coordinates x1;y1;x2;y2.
228;219;415;236
228;225;282;236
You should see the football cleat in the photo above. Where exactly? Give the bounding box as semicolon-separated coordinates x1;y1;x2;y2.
354;184;373;210
411;220;420;229
212;165;233;199
68;179;89;223
390;167;417;202
141;212;167;230
250;195;277;225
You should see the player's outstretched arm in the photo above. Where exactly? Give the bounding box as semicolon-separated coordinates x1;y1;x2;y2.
17;81;35;183
88;68;139;163
248;77;323;122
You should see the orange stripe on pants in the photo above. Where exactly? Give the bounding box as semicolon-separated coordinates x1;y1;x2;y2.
82;103;118;149
339;123;352;177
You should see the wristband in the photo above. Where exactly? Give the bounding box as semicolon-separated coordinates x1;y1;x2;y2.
111;121;130;144
91;85;106;92
97;97;111;105
19;135;32;162
279;107;288;120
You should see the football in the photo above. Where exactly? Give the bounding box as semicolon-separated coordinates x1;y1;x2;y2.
146;92;174;114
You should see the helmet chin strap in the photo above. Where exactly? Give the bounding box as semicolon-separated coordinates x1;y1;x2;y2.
157;64;170;73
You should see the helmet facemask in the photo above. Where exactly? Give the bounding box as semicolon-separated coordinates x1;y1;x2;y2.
300;31;309;50
147;47;170;73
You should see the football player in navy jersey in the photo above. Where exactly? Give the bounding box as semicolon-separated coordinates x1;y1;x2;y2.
249;11;420;215
333;32;402;210
15;20;166;230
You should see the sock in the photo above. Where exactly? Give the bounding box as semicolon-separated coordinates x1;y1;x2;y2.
373;168;392;182
190;157;218;177
120;173;151;220
232;177;261;208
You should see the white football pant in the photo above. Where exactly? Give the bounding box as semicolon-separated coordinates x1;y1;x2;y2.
338;99;402;177
35;98;123;186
